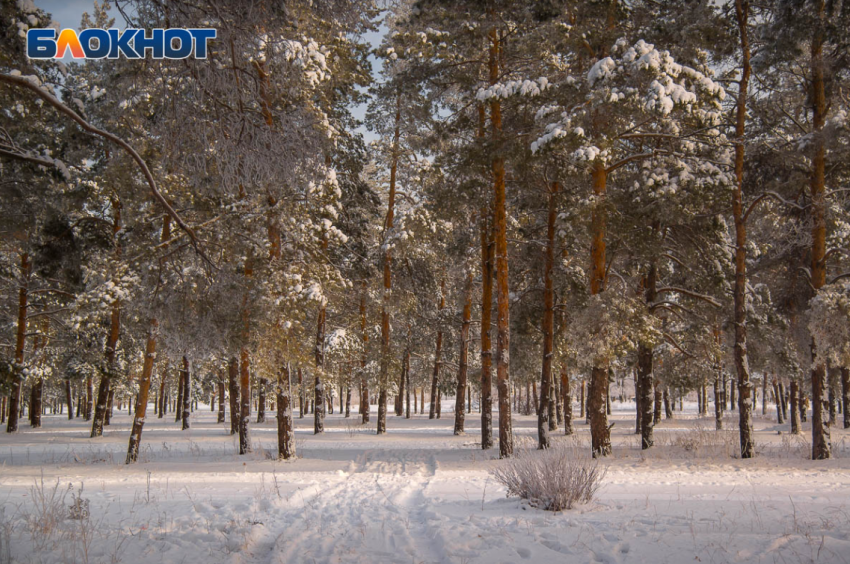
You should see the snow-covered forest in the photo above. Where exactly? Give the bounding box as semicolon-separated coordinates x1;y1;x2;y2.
1;0;849;562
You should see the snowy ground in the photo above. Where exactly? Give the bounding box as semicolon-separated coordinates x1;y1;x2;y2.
1;402;849;564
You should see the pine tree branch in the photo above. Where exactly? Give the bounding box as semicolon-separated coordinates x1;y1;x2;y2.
0;72;209;264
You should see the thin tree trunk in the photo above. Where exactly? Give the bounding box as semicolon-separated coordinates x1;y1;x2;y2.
429;278;446;419
126;319;158;464
227;357;239;434
538;182;558;449
218;373;226;423
359;284;369;424
65;379;74;420
315;305;326;435
842;367;850;429
277;362;295;460
732;0;756;459
175;366;184;423
454;273;473;435
181;356;191;430
257;377;267;423
790;380;801;435
780;381;788;422
562;368;573;435
405;357;411;419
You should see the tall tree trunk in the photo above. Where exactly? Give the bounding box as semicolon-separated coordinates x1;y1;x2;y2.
175;366;184;423
429;278;446;419
359;284;370;424
635;369;642;435
780;380;788;422
315;305;326;435
298;367;305;419
92;201;123;437
84;376;93;421
6;253;30;434
842;367;850;429
228;357;239;435
488;27;513;459
31;378;42;428
218;373;226;423
277;362;295;460
257;377;267;423
479;203;494;449
126;319;158;464
808;0;831;459
157;367;167;419
405;356;411;419
663;388;673;419
396;357;406;417
105;389;114;425
538;182;558;449
562;368;573;435
790;380;801;435
181;356;191;430
454;272;473;435
239;352;251;453
588;163;611;457
732;0;756;459
65;379;74;420
637;263;658;449
653;385;662;424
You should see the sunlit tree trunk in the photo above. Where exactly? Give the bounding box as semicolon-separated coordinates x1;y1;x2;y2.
488;26;513;458
126;319;158;464
588;163;611;457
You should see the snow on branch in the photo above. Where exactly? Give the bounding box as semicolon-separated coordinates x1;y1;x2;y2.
0;72;208;263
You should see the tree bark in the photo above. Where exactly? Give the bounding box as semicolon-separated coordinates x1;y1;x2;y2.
175;365;184;423
429;278;446;420
790;379;801;435
538;182;558;449
842;367;850;429
65;379;74;420
181;356;191;430
277;363;295;460
562;368;573;435
488;27;513;459
218;372;226;423
315;306;327;435
239;351;251;454
257;377;267;423
732;0;756;459
454;272;473;435
359;284;369;424
228;357;239;435
126;319;158;464
6;253;30;434
588;163;611;457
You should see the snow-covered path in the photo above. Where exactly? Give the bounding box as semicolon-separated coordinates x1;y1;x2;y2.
1;406;849;563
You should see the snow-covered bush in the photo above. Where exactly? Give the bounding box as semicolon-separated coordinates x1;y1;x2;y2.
491;442;606;511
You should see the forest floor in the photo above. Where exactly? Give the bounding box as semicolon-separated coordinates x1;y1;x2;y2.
1;402;849;564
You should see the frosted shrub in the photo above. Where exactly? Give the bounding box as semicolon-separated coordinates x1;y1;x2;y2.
491;442;606;511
